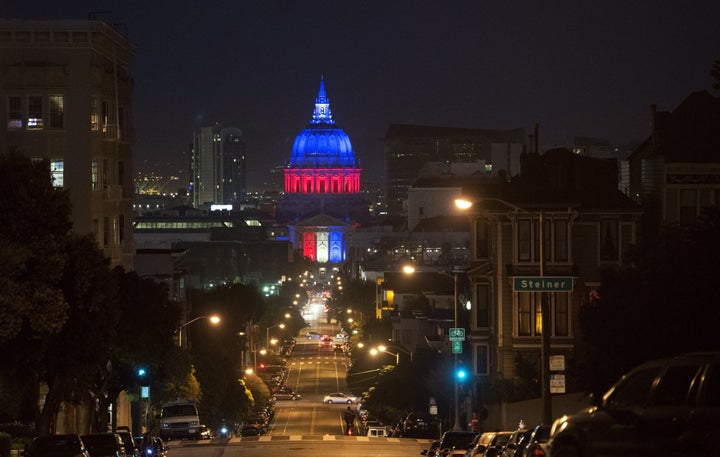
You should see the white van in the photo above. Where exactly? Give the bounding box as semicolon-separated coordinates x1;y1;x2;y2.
366;425;389;437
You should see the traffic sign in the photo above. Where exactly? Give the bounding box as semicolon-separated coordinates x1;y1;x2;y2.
449;328;465;341
513;276;573;292
452;340;462;353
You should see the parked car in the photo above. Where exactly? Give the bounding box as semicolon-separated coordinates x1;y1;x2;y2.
239;425;261;436
80;433;127;457
421;440;441;457
323;392;357;404
437;430;478;457
272;386;301;400
402;411;440;439
467;431;512;457
520;425;550;457
500;428;532;457
115;431;137;457
198;425;212;439
483;431;512;457
549;351;720;457
23;434;90;457
152;438;167;457
245;417;268;434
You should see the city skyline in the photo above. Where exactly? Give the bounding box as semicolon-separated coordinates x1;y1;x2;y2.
4;1;719;192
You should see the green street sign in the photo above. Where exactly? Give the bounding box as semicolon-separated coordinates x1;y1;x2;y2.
449;328;465;341
452;340;462;354
513;276;573;292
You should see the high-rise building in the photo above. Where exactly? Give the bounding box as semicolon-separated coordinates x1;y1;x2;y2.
189;124;246;208
0;19;136;270
383;124;526;215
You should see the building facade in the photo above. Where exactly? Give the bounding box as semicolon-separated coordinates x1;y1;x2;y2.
461;149;642;406
383;124;526;216
628;90;720;232
190;124;247;208
0;19;136;271
276;78;369;275
277;78;368;225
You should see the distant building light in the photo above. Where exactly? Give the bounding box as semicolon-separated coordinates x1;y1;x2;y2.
211;204;233;211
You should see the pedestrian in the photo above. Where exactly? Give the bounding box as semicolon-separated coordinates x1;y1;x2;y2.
343;406;355;434
468;412;480;433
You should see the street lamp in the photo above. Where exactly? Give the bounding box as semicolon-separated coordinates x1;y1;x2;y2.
404;264;462;430
456;196;552;425
266;323;285;348
177;314;221;348
370;344;413;365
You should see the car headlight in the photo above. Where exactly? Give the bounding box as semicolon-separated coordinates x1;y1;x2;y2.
550;415;568;437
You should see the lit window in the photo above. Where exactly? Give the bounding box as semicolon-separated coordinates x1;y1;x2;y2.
27;96;44;130
91;161;99;190
50;160;64;187
7;96;22;129
90;96;99;131
48;95;64;128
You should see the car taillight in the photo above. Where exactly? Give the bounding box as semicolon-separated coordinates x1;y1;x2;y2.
530;446;545;457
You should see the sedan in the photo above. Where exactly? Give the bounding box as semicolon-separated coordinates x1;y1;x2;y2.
323;392;358;404
272;387;301;401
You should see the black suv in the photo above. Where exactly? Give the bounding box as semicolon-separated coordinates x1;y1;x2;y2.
23;434;90;457
548;352;720;457
401;412;440;438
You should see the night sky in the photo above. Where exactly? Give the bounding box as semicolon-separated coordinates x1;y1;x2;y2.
3;1;719;191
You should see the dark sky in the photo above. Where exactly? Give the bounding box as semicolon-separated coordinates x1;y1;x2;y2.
4;1;719;191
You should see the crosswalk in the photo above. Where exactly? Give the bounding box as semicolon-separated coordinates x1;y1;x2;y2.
230;435;433;443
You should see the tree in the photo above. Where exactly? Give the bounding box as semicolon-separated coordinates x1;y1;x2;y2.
579;208;720;396
0;152;188;435
0;152;72;344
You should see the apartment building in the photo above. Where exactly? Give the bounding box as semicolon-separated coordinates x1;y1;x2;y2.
0;19;135;270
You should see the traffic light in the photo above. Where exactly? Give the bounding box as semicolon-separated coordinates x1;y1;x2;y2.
456;366;467;381
137;367;149;386
258;363;266;370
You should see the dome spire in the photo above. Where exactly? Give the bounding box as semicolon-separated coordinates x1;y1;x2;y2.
310;75;335;125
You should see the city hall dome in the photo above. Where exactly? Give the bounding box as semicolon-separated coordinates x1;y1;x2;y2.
289;78;357;168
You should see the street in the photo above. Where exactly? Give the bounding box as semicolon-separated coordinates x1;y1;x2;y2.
160;317;436;456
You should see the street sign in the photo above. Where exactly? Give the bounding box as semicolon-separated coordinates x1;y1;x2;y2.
550;374;566;394
449;328;465;341
452;340;462;353
513;276;573;292
549;355;566;371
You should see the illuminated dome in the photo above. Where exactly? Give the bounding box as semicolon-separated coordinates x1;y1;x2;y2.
289;78;357;168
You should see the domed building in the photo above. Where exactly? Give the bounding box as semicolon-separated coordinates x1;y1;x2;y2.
277;78;369;268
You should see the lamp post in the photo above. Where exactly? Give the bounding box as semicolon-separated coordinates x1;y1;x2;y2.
456;197;552;425
266;323;285;348
371;344;413;365
177;314;221;348
404;264;462;430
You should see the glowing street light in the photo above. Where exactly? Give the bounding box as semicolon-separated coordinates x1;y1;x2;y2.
266;323;285;348
177;314;221;348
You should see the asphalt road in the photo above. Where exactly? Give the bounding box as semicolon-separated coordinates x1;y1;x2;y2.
163;316;434;456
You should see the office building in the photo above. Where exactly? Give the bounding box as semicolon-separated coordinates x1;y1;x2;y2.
190;124;247;208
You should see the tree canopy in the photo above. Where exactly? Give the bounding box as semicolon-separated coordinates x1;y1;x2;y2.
579;208;720;396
